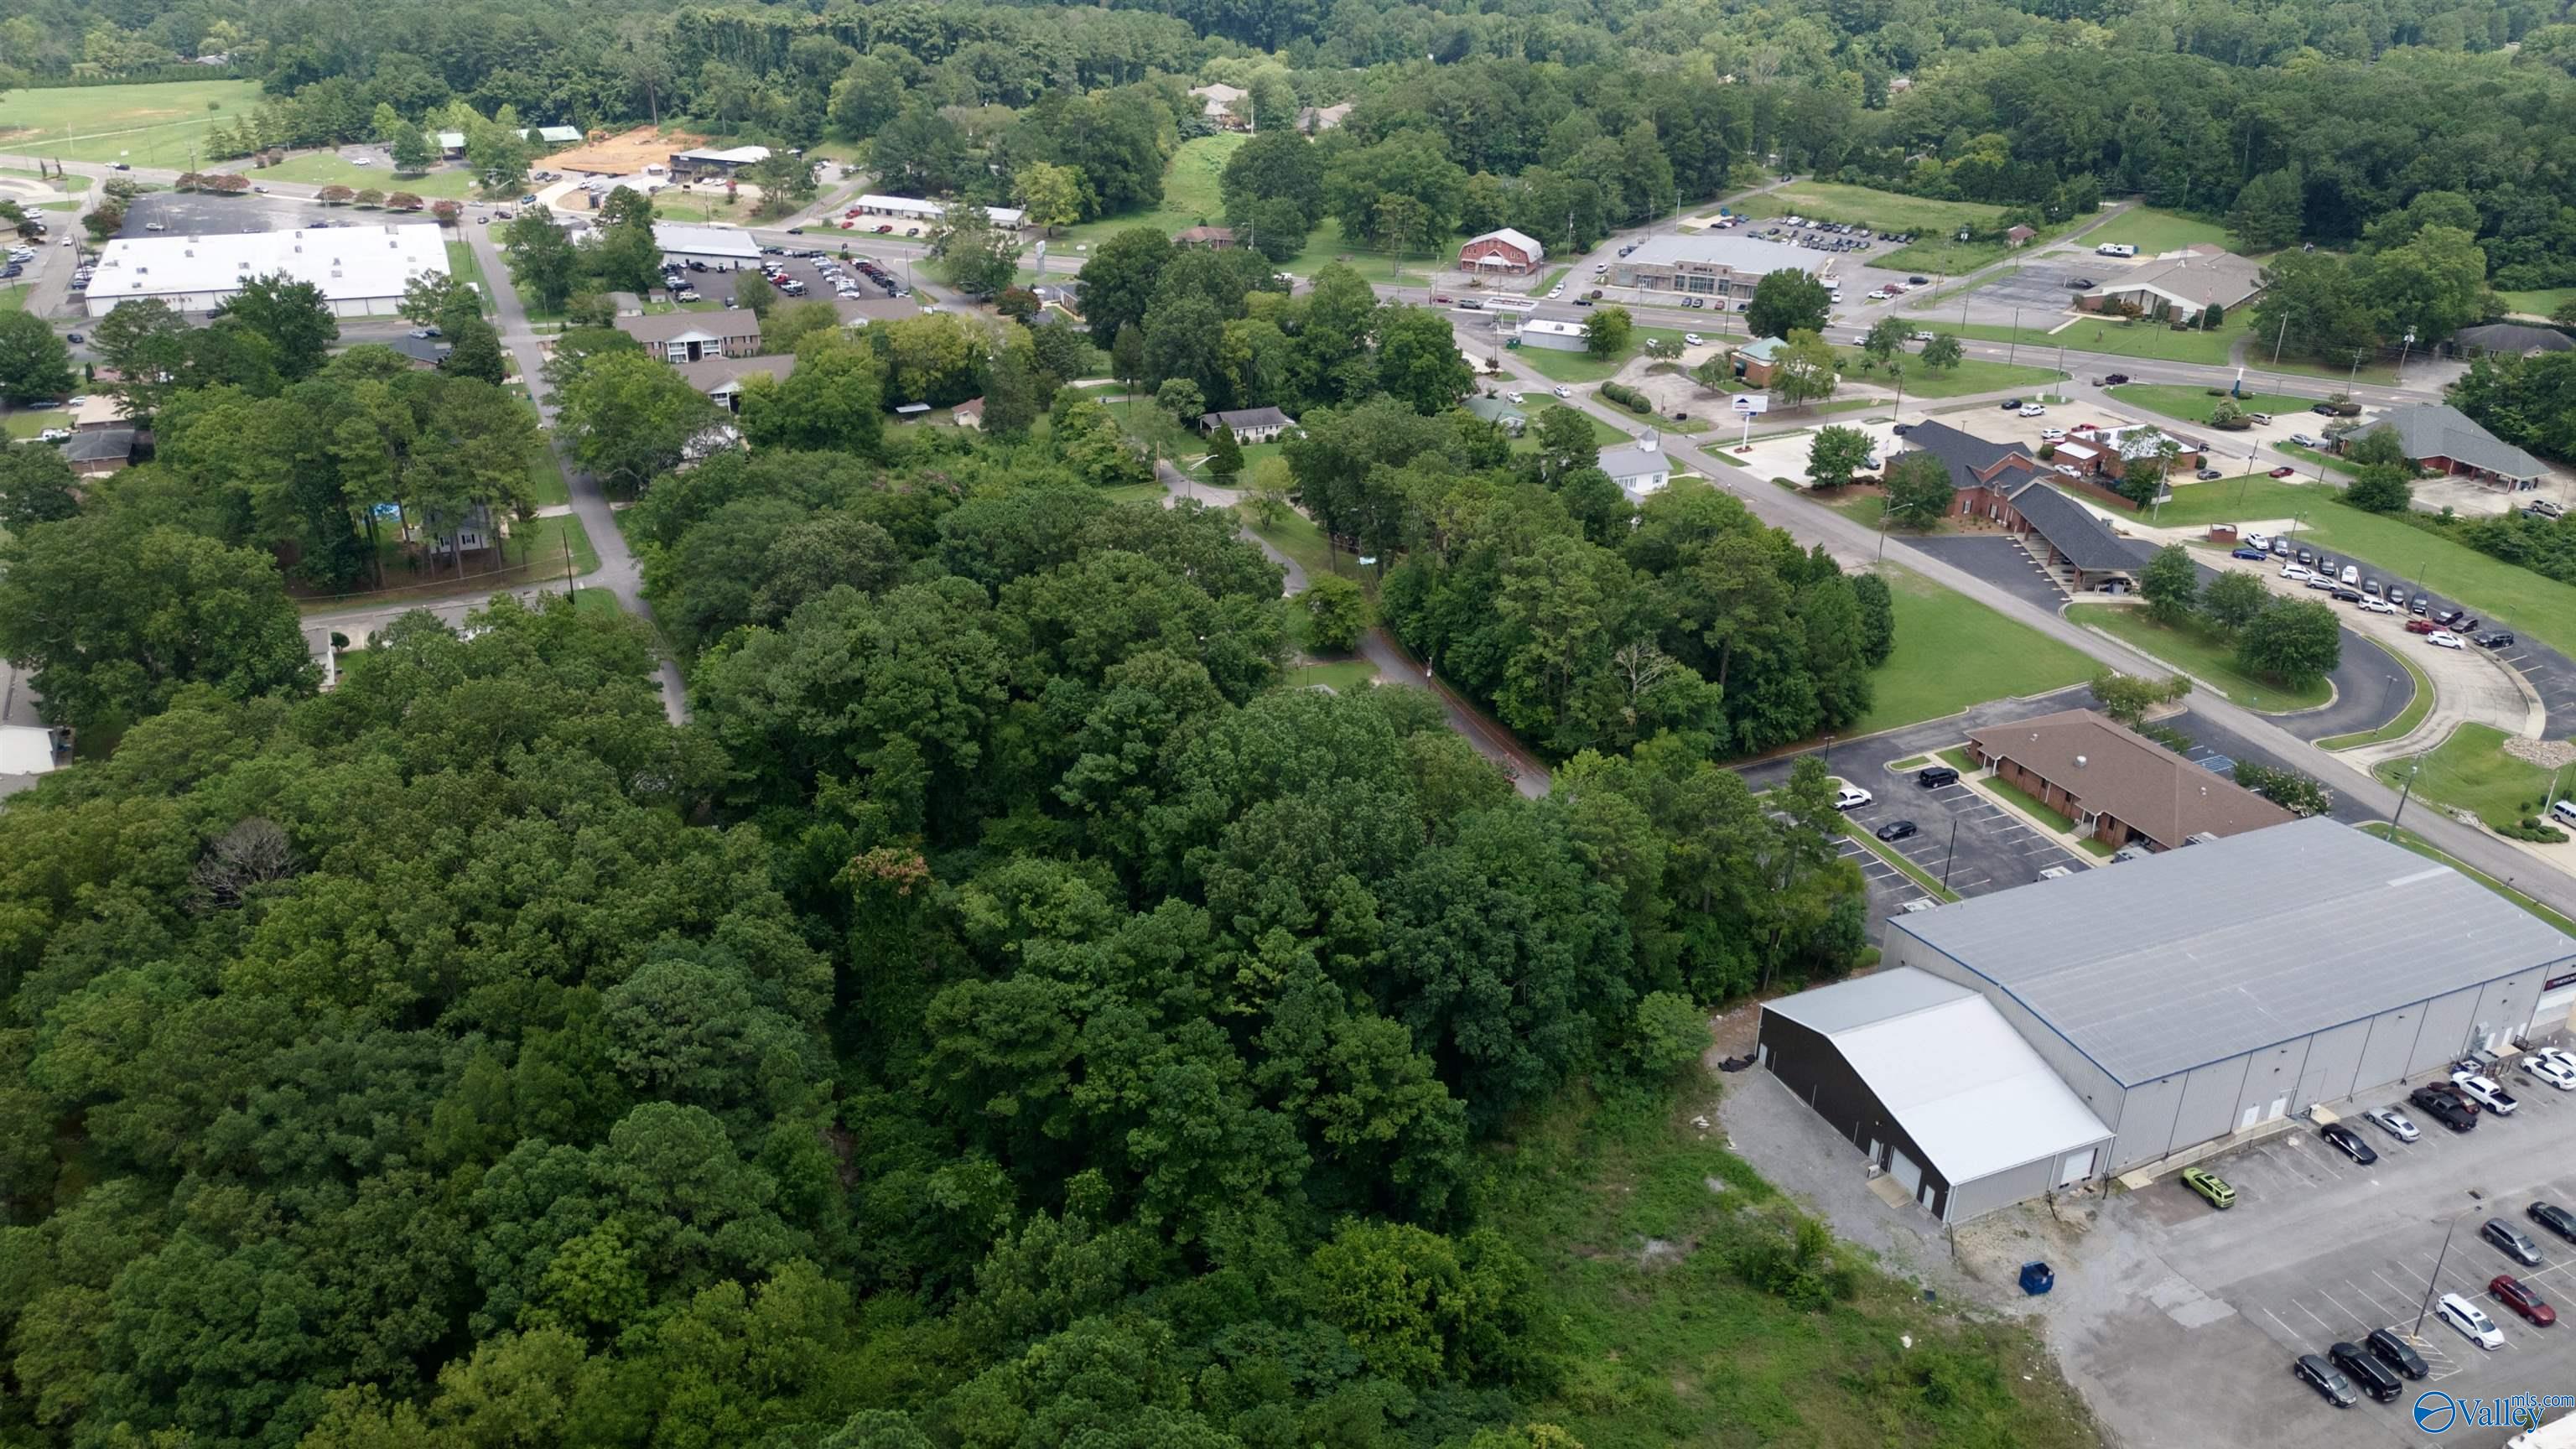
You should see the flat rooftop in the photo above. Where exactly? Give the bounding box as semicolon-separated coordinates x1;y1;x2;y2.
1893;818;2576;1086
88;224;448;306
1620;231;1804;274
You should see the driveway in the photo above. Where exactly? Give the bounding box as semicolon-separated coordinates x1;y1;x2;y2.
1909;534;2072;612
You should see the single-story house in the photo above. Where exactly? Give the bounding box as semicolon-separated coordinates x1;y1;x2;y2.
2448;323;2571;359
672;353;793;413
1190;83;1249;127
69;394;131;430
953;397;985;429
2344;402;2550;491
1173;226;1236;249
606;291;645;316
1199;407;1295;444
2005;224;2036;247
63;428;138;478
1296;103;1352;132
1966;709;2295;852
2079;245;2264;320
1463;396;1526;435
615;310;763;363
435;131;468;157
1598;434;1672;501
385;334;454;368
532;125;584;147
1457;227;1545;276
1730;335;1789;386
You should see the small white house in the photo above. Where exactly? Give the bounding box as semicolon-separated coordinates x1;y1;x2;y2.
1599;432;1672;501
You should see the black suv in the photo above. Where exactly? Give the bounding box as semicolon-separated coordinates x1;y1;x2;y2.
1917;765;1960;787
2329;1343;2402;1402
2531;1201;2576;1245
2409;1085;2476;1132
2293;1354;2356;1409
2366;1327;2428;1380
2477;631;2517;649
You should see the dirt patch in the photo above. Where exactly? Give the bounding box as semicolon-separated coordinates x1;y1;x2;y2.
547;125;704;177
1636;1236;1696;1270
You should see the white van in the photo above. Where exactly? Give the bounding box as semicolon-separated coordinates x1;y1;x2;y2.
2096;242;2137;258
2552;798;2576;827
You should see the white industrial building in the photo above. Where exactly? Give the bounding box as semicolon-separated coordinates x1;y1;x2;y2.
652;223;761;270
850;195;1026;229
1760;818;2576;1221
83;224;449;318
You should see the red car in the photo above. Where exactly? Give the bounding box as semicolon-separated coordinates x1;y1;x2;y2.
2493;1275;2557;1326
2406;618;2440;635
2269;465;2298;478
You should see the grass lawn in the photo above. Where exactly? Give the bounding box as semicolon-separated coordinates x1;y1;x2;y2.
1096;482;1165;506
2317;648;2433;751
1880;216;2085;278
2373;723;2568;834
1050;133;1244;257
259;153;480;200
2148;477;2576;653
444;241;497;314
2091;207;2236;257
569;586;626;619
525;446;570;509
1498;406;1631;452
0;168;91;192
0;79;263;165
2277;442;2357;476
1514;328;1694;385
1846;568;2097;735
0;286;23;314
1839;348;2064;400
1888;754;1929;771
299;514;600;614
1235;501;1359;583
1728;180;2006;235
2108;384;2324;424
1287;658;1379;692
1526;266;1571;298
2357;823;2576;937
2500;288;2573;321
3;410;49;439
1986;770;2080;834
1269;215;1442;283
1486;1090;2099;1449
1910;310;2251;368
2065;603;2328;711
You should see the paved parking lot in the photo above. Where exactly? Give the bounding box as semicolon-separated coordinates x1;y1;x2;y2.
1839;772;2089;899
1909;534;2072;610
121;190;332;237
2059;1057;2576;1447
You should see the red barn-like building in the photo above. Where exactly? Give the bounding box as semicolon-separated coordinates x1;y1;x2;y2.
1457;227;1545;276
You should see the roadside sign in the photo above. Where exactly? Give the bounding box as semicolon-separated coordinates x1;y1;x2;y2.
1732;393;1769;415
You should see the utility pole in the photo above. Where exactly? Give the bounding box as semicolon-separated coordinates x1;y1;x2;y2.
2271;315;2288;367
2007;307;2021;368
2391;753;2425;834
2395;330;2415;383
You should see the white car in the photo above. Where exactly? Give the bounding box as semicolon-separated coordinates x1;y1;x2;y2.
2533;1045;2576;1076
143;221;167;231
2452;1072;2517;1113
1546;286;1565;299
2358;598;2399;614
2019;403;2047;418
2438;1293;2507;1351
1684;332;1705;345
1504;392;1525;404
1909;330;1936;342
2246;531;2272;549
64;395;86;407
2521;1056;2576;1092
1834;786;1873;811
2038;427;2065;442
1551;386;1571;398
2280;564;2313;581
2052;463;2081;478
2363;1106;2419;1142
2428;631;2465;650
36;428;70;443
2288;432;2322;448
350;155;373;166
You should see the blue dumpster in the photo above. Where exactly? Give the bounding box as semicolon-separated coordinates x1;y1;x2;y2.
2018;1261;2055;1296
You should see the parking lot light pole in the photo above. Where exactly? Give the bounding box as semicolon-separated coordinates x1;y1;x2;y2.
2415;1212;2469;1336
1941;819;1961;890
2391;754;2425;834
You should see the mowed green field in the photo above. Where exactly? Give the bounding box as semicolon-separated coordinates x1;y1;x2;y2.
1727;180;2004;235
2086;207;2236;257
257;153;481;200
1049;132;1244;255
0;80;263;165
1847;568;2096;735
2500;288;2573;320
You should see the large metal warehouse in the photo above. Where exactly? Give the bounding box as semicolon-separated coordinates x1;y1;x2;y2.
1758;969;2113;1223
1884;818;2576;1176
84;224;449;319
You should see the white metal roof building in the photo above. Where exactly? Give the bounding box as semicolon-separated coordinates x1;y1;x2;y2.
851;195;1026;228
1758;968;2113;1222
1609;232;1801;302
1885;818;2576;1175
652;223;762;268
84;224;449;318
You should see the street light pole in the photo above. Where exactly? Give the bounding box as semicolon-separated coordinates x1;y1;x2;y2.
1941;818;1961;890
2415;1213;2468;1336
2007;307;2020;368
2392;754;2424;834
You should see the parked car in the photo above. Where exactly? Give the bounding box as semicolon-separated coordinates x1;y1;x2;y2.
2039;427;2066;442
2454;1072;2518;1114
2494;1275;2558;1327
1684;332;1705;345
2102;372;2130;384
2288;432;2324;449
2533;1046;2576;1076
2231;547;2268;561
2269;465;2297;477
2439;1294;2507;1350
2477;631;2518;649
1998;397;2023;410
2195;466;2222;480
2428;631;2465;650
1916;765;1960;787
2408;1086;2476;1132
1874;819;1919;843
2406;617;2439;635
2179;1166;2235;1210
2312;402;2340;416
1833;787;1873;811
2411;597;2430;615
2328;1343;2402;1402
1551;386;1571;398
2532;1202;2576;1245
2319;1122;2377;1165
2485;1218;2545;1267
2279;565;2314;582
2291;1353;2355;1409
2363;1106;2418;1141
2366;1327;2428;1379
2359;599;2399;614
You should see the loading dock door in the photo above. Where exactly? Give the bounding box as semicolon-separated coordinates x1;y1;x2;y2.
2059;1146;2098;1187
1888;1147;1924;1196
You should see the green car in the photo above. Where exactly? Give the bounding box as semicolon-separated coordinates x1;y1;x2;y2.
2181;1166;2236;1210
